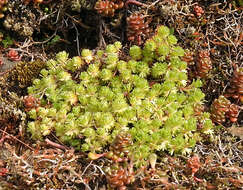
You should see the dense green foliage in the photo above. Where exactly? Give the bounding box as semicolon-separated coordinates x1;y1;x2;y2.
27;26;213;166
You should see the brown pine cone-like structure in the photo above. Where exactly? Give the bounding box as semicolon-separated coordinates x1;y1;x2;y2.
105;134;134;189
226;68;243;103
95;0;124;17
127;13;151;45
106;165;135;190
210;96;231;124
196;50;212;78
106;133;132;162
226;104;240;123
0;57;3;67
182;49;194;65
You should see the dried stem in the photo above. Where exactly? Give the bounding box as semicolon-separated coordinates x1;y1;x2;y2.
45;138;69;150
0;128;34;151
125;0;148;8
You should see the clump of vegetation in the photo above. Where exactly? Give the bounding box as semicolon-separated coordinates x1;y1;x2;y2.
0;77;26;138
26;25;214;166
70;0;95;11
6;60;46;90
0;1;242;189
0;33;13;48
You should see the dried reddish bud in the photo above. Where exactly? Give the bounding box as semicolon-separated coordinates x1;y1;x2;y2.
7;49;21;61
127;13;151;45
194;5;204;17
0;168;8;176
149;81;157;87
210;96;231;124
226;104;240;123
23;95;40;111
192;32;204;41
113;0;124;9
196;50;212;78
95;0;124;17
187;155;201;175
0;58;3;66
226;68;243;102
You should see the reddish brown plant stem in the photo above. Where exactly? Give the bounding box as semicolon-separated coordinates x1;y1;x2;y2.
0;128;34;150
125;0;148;8
42;0;53;4
45;138;69;150
0;127;8;145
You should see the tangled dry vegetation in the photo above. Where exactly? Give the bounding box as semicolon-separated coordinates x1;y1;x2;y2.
0;0;242;189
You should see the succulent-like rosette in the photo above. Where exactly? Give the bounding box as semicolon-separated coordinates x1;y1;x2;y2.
27;26;214;167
